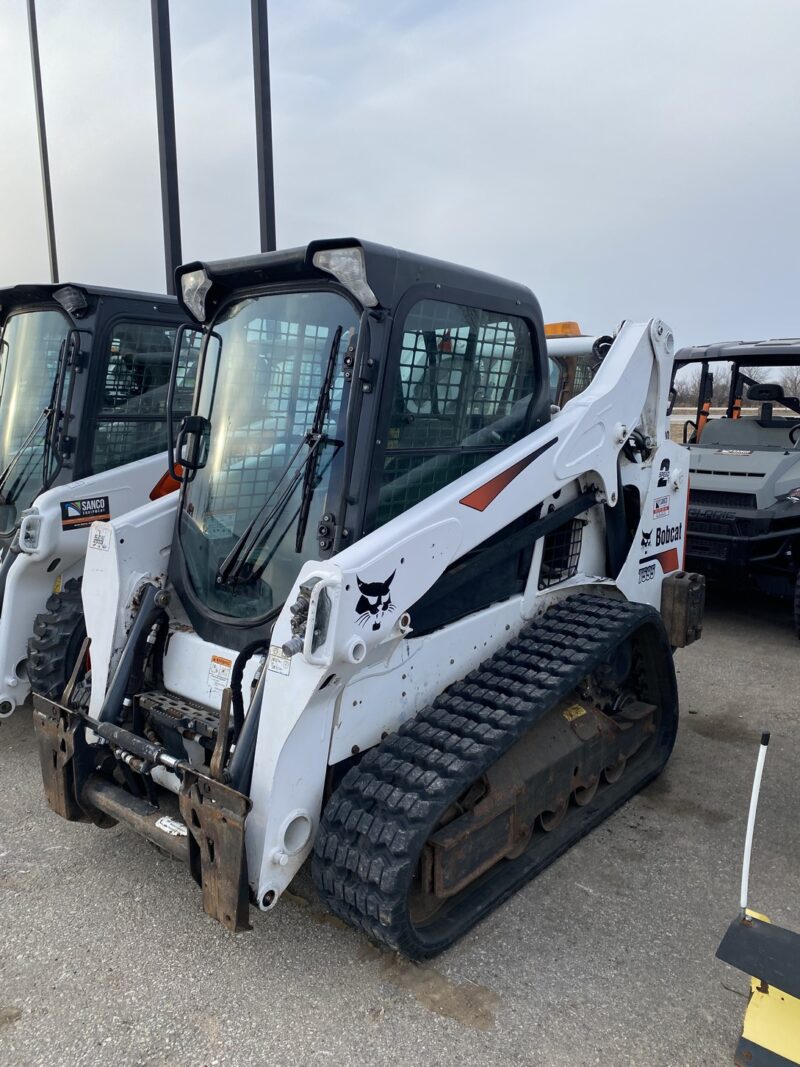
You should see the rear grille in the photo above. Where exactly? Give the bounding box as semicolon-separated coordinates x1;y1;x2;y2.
539;518;584;589
690;489;756;509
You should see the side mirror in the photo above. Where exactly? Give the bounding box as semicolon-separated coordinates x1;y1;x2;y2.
174;414;210;482
167;322;203;481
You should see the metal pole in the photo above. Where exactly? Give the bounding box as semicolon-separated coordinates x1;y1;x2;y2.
251;0;277;252
150;0;182;294
27;0;58;283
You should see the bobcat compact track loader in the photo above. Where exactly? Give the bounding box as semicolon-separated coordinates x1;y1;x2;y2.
33;240;704;958
0;283;193;716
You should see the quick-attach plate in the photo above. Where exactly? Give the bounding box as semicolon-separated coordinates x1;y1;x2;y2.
179;770;252;932
32;693;105;823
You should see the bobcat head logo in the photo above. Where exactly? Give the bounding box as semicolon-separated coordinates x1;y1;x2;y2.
356;571;396;631
641;528;652;549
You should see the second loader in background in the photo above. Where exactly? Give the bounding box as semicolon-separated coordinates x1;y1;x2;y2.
0;283;195;717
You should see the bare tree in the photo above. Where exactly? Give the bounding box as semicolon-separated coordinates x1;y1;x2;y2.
780;365;800;398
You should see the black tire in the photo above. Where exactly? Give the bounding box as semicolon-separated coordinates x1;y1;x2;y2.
794;570;800;640
28;577;87;701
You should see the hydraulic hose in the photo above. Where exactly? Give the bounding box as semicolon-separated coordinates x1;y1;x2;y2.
98;584;167;724
227;668;266;794
230;639;270;740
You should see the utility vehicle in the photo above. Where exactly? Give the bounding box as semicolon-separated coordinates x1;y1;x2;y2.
674;339;800;635
33;240;703;957
0;282;193;716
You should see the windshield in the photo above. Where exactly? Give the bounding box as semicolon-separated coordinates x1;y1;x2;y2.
672;359;800;447
179;288;358;620
0;308;69;534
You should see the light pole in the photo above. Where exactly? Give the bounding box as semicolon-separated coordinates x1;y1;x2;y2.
151;0;182;294
251;0;277;252
27;0;58;283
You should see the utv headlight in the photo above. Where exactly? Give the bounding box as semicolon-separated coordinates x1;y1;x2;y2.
787;488;800;502
312;247;378;307
181;268;213;323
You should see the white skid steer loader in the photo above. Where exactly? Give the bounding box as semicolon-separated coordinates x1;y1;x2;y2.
0;284;196;718
33;240;704;958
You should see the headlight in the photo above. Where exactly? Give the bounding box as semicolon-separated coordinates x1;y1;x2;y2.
787;488;800;502
18;508;41;553
53;285;88;316
180;269;213;323
312;247;378;307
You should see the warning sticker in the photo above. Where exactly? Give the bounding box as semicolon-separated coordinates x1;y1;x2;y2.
207;653;233;695
267;645;291;676
60;496;111;530
89;525;112;552
562;703;587;722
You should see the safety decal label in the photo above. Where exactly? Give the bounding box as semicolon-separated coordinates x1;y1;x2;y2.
562;704;586;722
267;645;291;676
653;494;670;518
715;449;752;456
207;654;233;695
89;525;112;553
60;496;111;530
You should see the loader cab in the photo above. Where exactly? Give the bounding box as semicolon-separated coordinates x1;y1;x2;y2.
170;239;551;649
0;283;193;543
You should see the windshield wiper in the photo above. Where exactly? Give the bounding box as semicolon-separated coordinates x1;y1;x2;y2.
294;325;343;552
216;325;344;586
0;406;51;501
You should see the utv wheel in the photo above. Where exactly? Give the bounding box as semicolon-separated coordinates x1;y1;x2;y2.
28;577;87;700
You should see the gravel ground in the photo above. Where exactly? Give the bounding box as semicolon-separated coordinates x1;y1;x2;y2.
1;586;798;1066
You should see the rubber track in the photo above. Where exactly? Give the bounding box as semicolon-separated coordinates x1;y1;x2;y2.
312;593;676;958
27;577;86;700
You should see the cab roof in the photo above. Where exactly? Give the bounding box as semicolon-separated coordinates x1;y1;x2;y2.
675;338;800;366
0;282;176;312
176;238;542;325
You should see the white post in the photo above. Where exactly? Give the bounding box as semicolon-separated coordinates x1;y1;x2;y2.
740;731;770;915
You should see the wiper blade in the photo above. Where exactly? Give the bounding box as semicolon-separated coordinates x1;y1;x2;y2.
217;325;345;585
294;325;343;552
216;433;310;585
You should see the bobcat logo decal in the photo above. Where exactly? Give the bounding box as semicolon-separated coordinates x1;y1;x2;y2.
355;571;396;631
640;528;653;549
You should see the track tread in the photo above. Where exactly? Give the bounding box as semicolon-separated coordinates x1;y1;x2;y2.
312;594;677;958
27;577;85;700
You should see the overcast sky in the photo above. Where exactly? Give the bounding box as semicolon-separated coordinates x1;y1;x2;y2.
1;0;799;347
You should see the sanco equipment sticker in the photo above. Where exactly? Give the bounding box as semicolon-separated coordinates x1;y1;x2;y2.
60;496;111;530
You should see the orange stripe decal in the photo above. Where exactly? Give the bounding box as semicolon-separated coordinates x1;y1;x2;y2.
460;438;558;512
640;547;680;574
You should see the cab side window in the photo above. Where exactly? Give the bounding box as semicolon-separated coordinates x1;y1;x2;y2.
92;321;200;473
375;299;536;527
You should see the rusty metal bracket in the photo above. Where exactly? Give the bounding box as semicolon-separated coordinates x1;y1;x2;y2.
179;770;252;932
32;693;94;822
